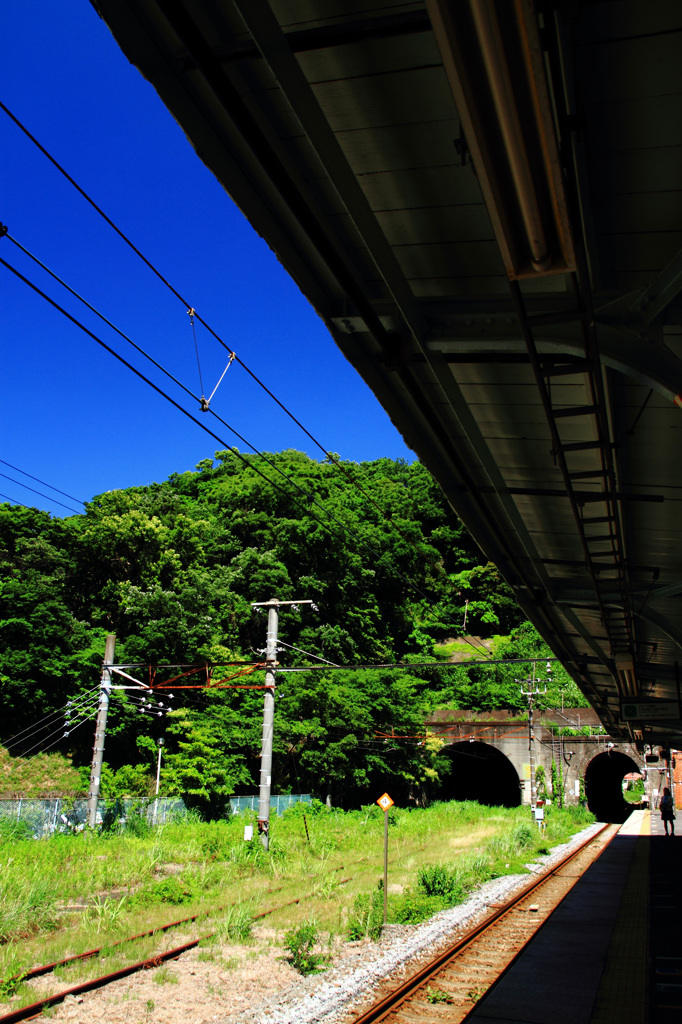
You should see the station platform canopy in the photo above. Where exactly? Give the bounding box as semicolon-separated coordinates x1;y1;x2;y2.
90;0;682;752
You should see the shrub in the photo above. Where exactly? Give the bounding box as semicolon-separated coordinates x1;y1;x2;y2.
283;919;329;974
134;875;194;906
417;865;465;905
392;890;440;924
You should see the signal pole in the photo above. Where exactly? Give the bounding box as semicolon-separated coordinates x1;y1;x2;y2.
87;634;116;828
251;598;312;849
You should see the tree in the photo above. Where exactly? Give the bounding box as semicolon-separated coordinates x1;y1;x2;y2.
277;669;440;807
162;704;253;819
0;450;591;805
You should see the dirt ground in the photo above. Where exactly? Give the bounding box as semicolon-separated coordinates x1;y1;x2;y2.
36;927;340;1024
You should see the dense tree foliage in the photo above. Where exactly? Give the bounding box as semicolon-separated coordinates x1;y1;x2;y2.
0;450;586;808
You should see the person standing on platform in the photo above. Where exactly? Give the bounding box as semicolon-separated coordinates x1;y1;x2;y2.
659;786;675;836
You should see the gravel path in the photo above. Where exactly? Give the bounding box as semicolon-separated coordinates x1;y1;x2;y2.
234;820;605;1024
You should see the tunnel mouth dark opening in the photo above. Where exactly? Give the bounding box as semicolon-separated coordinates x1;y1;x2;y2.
584;750;640;823
438;741;521;807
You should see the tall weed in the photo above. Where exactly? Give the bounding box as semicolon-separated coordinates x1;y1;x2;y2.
216;902;253;941
0;866;60;943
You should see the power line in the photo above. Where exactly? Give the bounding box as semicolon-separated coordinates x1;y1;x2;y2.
3;710;100;776
104;655;558;679
0;470;82;515
0;101;349;459
276;638;339;667
0;99;344;448
2;689;100;752
2;698;99;765
5;232;200;410
0;490;32;510
277;656;561;673
0;458;85;506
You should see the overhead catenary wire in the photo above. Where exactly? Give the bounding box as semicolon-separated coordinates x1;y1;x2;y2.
1;237;366;543
0;102;358;457
0;103;419;538
0;104;490;660
111;655;558;674
187;307;205;399
0;252;489;656
277;656;560;673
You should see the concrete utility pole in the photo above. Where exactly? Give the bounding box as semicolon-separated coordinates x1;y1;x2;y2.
518;664;549;817
252;598;312;849
87;633;116;828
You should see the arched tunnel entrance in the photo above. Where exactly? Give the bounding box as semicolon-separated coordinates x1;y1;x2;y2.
585;750;641;823
438;741;521;807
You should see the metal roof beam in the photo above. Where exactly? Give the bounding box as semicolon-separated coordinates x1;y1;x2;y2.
231;0;425;347
630;243;682;327
428;326;682;404
175;9;433;68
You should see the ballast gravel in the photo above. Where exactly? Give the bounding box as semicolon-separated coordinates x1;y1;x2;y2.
232;821;604;1024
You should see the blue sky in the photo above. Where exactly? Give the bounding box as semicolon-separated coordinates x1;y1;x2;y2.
1;1;414;517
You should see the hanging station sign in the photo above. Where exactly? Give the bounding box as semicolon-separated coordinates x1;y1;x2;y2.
620;699;681;722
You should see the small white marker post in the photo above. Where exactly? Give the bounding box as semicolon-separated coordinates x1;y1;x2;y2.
376;792;394;926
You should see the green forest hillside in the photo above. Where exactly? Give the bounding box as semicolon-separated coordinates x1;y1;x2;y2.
0;450;586;810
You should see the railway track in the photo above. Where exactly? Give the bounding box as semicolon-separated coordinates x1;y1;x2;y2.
0;828;613;1024
0;873;352;1024
345;821;617;1024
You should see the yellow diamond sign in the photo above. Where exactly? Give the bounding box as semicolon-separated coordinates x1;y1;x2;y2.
376;792;394;811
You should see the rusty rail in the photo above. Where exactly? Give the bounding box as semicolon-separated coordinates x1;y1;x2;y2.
349;822;614;1024
0;873;353;1022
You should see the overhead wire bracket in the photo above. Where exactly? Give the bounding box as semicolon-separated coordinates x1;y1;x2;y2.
188;305;236;412
203;351;236;410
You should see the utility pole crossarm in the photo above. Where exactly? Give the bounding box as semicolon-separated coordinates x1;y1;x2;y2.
251;599;315;608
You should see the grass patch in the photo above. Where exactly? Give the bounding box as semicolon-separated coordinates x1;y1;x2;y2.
153;966;178;985
0;799;593;1000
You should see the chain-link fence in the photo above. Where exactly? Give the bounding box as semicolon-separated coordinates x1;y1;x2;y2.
0;793;311;836
228;794;311;815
